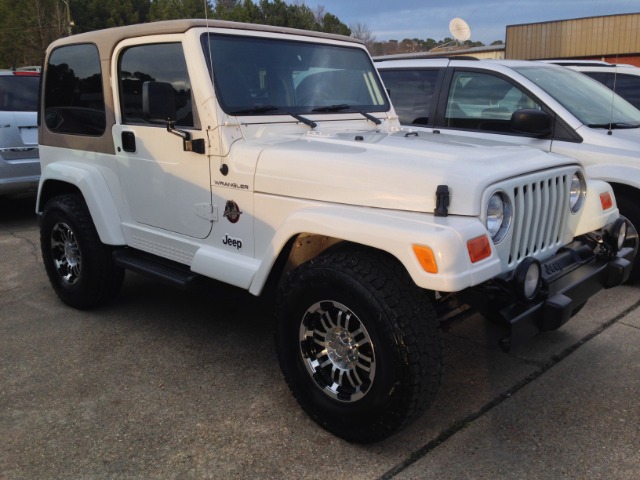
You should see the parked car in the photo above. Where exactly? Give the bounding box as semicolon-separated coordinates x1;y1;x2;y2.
544;60;640;110
0;70;40;197
375;57;640;279
36;21;634;443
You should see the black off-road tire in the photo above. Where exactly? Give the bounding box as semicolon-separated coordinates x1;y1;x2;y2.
276;246;442;443
616;193;640;283
40;194;124;309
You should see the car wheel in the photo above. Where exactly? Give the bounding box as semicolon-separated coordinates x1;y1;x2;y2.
40;194;124;309
615;193;640;283
276;246;442;443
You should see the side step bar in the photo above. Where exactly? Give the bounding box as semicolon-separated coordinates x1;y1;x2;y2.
113;248;202;289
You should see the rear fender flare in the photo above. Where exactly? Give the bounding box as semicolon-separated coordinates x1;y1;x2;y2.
38;162;125;245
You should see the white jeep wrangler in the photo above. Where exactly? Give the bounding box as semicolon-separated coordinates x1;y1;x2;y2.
37;20;635;443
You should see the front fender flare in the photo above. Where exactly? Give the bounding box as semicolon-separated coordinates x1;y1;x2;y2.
249;204;502;295
575;178;620;236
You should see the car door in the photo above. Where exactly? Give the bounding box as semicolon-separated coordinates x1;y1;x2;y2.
112;40;213;239
433;68;554;151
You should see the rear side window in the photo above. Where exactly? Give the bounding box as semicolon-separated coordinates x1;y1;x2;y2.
44;43;106;136
584;72;640;110
379;69;439;125
118;43;194;127
0;75;39;112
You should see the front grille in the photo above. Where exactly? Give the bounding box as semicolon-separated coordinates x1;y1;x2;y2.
507;173;571;267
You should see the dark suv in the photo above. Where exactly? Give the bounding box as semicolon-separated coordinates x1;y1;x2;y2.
0;70;40;197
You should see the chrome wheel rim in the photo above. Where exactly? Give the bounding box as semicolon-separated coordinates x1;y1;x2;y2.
299;300;375;402
50;221;81;285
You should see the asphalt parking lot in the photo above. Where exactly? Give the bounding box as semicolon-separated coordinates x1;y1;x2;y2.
2;196;639;479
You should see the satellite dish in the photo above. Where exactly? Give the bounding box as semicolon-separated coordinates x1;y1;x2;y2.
449;17;471;42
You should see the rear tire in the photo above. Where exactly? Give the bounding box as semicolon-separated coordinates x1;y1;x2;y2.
40;194;124;309
276;247;442;443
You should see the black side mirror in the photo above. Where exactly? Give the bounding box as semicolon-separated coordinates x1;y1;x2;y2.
142;81;176;123
511;109;552;137
141;81;205;155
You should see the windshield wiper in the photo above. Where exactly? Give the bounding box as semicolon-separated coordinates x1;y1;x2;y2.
587;122;640;129
289;112;317;129
312;104;382;125
312;104;351;112
229;104;316;129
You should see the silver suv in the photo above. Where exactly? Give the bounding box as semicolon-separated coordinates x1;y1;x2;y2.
0;70;40;197
376;58;640;279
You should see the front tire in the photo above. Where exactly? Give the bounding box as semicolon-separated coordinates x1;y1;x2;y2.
40;194;124;309
276;247;442;443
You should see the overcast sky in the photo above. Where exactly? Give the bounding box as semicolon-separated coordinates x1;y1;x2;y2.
307;0;640;44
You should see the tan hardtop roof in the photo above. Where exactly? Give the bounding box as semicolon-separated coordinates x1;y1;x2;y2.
47;18;361;54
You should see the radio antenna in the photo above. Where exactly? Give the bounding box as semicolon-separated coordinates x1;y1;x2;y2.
607;74;615;135
203;0;214;83
607;51;620;136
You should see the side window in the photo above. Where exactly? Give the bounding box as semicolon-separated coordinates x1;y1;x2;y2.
580;71;640;110
582;71;608;85
119;43;194;127
445;71;541;133
379;69;439;125
609;74;640;110
44;44;106;136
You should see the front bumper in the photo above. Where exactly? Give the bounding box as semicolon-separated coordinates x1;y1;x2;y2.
463;218;638;347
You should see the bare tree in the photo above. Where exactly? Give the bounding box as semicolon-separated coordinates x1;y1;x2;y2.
350;22;375;49
314;4;325;24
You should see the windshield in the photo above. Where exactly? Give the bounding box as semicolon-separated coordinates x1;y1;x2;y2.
202;33;389;115
513;65;640;127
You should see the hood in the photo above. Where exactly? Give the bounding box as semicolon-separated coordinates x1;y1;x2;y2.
578;123;640;149
251;128;579;216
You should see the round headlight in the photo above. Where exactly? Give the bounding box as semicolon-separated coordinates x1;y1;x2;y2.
486;192;512;243
569;172;587;213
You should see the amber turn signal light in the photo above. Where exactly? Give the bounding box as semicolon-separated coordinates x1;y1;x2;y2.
467;235;492;263
600;192;613;210
413;245;438;273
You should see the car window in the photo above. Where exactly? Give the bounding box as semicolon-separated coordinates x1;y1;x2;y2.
204;34;389;114
0;75;39;112
378;69;439;125
44;43;106;136
119;43;195;127
609;74;640;110
445;71;541;132
581;72;640;110
514;66;640;127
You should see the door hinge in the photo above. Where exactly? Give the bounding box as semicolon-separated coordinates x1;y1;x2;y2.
195;203;217;222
